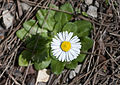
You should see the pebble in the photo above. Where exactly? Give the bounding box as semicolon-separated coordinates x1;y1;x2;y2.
35;69;50;84
95;1;99;7
79;83;82;85
69;70;76;79
2;10;14;29
37;82;46;85
87;6;97;18
21;3;31;11
75;65;81;74
85;0;93;5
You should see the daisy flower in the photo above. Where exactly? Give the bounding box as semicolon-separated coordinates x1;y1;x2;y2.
51;31;81;62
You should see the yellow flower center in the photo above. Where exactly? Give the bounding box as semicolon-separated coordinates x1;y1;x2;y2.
61;41;71;52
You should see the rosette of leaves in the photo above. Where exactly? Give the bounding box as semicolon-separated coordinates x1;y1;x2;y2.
16;3;93;75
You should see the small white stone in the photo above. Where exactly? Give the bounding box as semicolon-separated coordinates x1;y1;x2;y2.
85;0;93;5
37;82;46;85
79;83;82;85
35;69;50;85
87;6;97;18
21;3;30;11
75;65;81;74
69;70;76;79
95;1;99;7
2;10;14;29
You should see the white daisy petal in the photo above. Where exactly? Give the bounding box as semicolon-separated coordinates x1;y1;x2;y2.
69;49;77;59
70;36;80;43
51;43;61;46
57;32;64;41
66;52;70;61
58;51;64;61
61;52;66;62
54;49;62;58
55;35;61;42
51;45;60;50
52;38;61;44
66;32;73;41
71;43;81;48
68;51;74;61
71;38;80;43
72;48;80;54
52;48;61;55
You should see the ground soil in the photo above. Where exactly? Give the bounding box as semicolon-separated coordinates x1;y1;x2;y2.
0;0;120;85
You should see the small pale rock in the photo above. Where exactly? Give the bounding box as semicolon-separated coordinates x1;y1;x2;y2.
85;0;93;5
95;1;99;7
75;65;81;74
21;3;30;11
2;10;14;29
69;70;76;79
79;83;82;85
37;82;46;85
87;6;97;18
35;69;50;85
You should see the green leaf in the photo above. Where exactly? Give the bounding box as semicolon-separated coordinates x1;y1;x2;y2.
105;0;109;5
82;12;88;17
66;59;78;69
60;3;73;20
26;35;49;51
81;36;93;51
55;3;74;26
32;46;50;70
75;8;81;13
40;29;48;37
62;22;77;33
16;28;27;40
23;19;36;31
23;19;48;36
51;59;65;75
29;36;50;63
33;49;48;62
53;22;62;35
16;28;32;44
74;20;92;37
36;4;57;31
48;4;58;17
34;56;51;70
19;50;32;66
77;54;86;62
